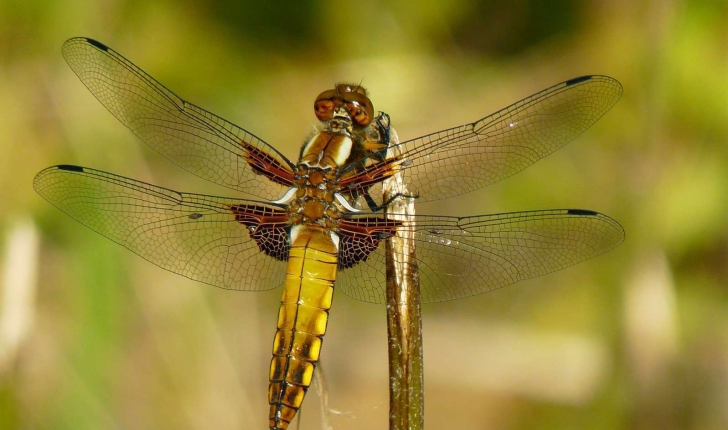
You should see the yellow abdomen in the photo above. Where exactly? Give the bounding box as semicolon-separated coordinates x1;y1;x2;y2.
268;227;338;430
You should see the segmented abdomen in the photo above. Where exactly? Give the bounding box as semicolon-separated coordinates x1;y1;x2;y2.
268;227;337;430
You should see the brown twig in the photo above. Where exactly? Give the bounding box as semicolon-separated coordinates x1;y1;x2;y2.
383;133;424;430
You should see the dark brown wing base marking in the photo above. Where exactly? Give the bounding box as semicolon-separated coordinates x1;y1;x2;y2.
230;204;290;261
338;217;402;269
242;143;295;187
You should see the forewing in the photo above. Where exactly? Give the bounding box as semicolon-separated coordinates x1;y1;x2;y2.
342;76;622;202
62;37;295;200
34;165;290;291
337;209;624;303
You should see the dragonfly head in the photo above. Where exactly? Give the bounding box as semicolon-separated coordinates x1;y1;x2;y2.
314;83;374;129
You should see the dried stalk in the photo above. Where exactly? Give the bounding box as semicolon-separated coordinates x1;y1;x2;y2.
383;133;424;430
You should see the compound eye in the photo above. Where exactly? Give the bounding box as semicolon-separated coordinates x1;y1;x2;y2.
346;102;371;126
314;99;334;121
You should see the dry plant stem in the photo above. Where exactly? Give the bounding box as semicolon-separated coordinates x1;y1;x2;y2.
383;143;424;430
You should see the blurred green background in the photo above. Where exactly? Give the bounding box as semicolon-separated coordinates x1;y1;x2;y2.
2;0;728;429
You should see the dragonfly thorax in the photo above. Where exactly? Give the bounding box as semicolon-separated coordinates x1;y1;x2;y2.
287;166;341;228
299;131;354;169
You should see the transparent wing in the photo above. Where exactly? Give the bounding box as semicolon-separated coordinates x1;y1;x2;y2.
62;37;295;200
343;76;622;202
34;165;290;291
337;209;624;303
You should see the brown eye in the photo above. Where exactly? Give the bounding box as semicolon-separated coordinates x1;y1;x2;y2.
346;102;371;126
314;100;334;121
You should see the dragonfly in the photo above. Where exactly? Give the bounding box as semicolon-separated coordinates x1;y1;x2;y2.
34;37;624;430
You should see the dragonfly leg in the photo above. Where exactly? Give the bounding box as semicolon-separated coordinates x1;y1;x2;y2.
364;190;419;212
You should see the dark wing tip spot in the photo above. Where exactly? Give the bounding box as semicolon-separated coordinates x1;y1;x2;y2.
567;209;598;216
57;164;84;173
85;38;109;52
565;75;592;86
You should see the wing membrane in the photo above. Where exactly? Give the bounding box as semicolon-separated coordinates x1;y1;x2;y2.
343;76;622;202
62;37;295;200
33;165;290;291
337;209;624;303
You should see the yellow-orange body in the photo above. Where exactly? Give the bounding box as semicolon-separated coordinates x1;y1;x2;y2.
268;122;365;429
268;227;337;429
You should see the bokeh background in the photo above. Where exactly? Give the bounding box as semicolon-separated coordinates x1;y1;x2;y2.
2;1;728;429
